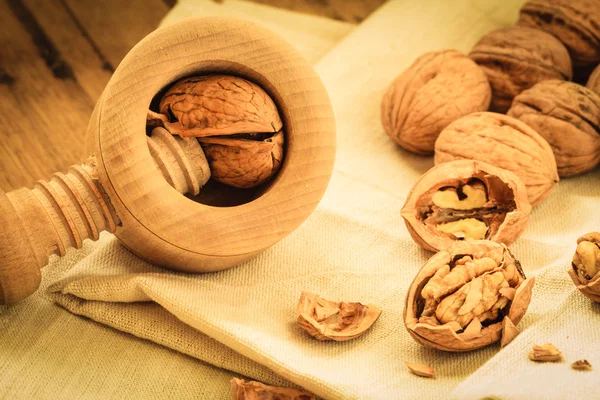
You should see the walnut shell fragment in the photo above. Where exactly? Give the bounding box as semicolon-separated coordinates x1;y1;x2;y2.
508;80;600;177
518;0;600;82
469;26;572;113
500;316;519;347
153;75;285;188
404;240;535;352
572;360;593;371
404;361;435;378
296;291;382;341
588;65;600;96
401;159;531;253
568;232;600;303
435;112;559;207
381;49;491;155
529;343;563;362
230;378;315;400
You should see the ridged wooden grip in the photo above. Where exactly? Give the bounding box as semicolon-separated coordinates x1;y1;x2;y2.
0;130;208;304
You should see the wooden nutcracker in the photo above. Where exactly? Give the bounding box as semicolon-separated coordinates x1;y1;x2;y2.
0;17;336;305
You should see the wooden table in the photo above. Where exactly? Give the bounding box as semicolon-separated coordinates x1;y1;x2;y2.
0;0;385;191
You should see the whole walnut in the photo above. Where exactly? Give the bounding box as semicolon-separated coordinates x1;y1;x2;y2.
518;0;600;83
404;240;535;351
401;159;531;253
569;232;600;303
434;112;559;207
587;64;600;96
150;75;284;189
381;49;491;155
508;80;600;177
469;26;572;113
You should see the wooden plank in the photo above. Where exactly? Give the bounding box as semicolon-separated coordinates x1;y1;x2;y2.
0;0;94;191
62;0;171;68
247;0;388;23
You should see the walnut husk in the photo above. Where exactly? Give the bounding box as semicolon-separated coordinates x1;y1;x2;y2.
296;291;381;341
381;49;491;155
568;232;600;303
153;75;284;188
404;240;534;352
508;80;600;177
588;65;600;96
230;378;315;400
518;0;600;83
469;26;572;113
434;112;559;207
401;159;531;253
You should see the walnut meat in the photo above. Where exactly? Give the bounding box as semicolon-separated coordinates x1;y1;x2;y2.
508;80;600;177
568;232;600;303
230;378;315;400
404;240;535;352
296;291;381;341
587;64;600;96
434;112;559;207
153;75;284;189
518;0;600;82
381;50;491;155
401;160;530;252
469;26;572;113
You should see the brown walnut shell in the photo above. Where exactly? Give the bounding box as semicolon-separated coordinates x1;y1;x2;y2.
568;232;600;303
508;80;600;177
155;75;285;188
401;159;531;253
587;64;600;96
381;49;491;155
434;112;559;207
404;240;535;352
296;291;381;341
230;378;315;400
469;26;572;113
518;0;600;82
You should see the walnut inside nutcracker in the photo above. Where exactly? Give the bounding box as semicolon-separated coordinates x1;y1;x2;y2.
404;240;535;352
148;75;284;190
402;160;531;253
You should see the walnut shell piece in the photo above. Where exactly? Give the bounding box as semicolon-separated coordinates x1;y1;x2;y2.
568;232;600;303
588;64;600;96
296;291;382;341
230;378;315;400
469;26;572;113
381;50;491;155
518;0;600;82
154;75;285;188
404;240;534;352
401;159;531;253
404;361;435;378
572;360;593;371
434;112;559;207
528;343;563;362
507;80;600;177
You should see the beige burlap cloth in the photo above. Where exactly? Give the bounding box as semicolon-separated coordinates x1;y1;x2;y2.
3;0;600;399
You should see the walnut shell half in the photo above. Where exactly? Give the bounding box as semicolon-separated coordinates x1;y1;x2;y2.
402;160;531;253
587;64;600;96
381;49;491;155
508;80;600;177
434;112;559;207
518;0;600;83
404;240;535;352
569;232;600;303
469;26;572;113
296;291;381;341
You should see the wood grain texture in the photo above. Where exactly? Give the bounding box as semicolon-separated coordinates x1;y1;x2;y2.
248;0;387;23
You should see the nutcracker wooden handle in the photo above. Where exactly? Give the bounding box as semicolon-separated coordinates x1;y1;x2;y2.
0;17;336;305
0;130;208;304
